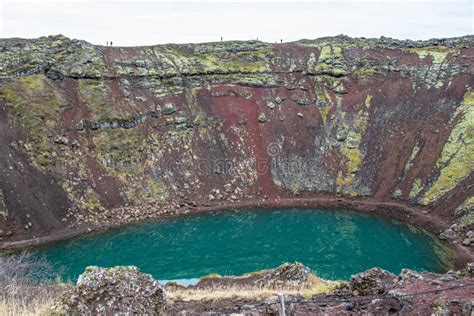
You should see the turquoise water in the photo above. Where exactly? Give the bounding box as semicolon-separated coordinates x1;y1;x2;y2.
34;209;452;282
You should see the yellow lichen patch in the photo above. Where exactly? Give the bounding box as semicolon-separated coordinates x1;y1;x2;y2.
336;110;368;193
202;50;271;74
319;45;343;60
341;133;363;175
316;45;348;76
405;141;421;173
316;87;332;124
409;178;423;199
364;95;372;108
319;107;331;124
421;91;474;205
410;46;455;65
316;88;328;104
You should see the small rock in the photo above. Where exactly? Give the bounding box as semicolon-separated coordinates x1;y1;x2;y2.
297;112;303;118
223;183;232;193
208;194;215;201
439;228;456;240
258;113;267;123
274;96;284;104
466;262;474;274
53;135;69;145
336;130;348;142
71;140;80;149
316;99;327;107
162;103;177;115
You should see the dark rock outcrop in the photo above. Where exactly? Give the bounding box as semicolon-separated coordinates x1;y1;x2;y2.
349;267;396;295
53;266;166;315
54;263;474;315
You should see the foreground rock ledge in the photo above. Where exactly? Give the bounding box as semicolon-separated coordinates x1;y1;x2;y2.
52;263;474;315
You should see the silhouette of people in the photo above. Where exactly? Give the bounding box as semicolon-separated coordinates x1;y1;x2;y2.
106;41;109;46
280;39;283;43
221;37;223;42
110;41;113;46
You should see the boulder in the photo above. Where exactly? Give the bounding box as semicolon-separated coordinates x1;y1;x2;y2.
350;268;396;296
439;228;456;240
258;113;267;123
255;262;312;289
53;266;166;315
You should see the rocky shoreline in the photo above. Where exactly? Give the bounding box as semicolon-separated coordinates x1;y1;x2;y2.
51;262;474;315
1;197;473;270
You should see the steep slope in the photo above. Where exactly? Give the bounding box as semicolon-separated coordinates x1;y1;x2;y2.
0;35;472;250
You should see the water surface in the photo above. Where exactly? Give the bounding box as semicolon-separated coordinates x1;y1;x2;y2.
34;209;452;281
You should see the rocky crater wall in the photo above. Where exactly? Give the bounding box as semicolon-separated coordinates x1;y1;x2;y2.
0;35;472;245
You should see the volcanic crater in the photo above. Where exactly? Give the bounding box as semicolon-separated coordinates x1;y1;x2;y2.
0;34;472;269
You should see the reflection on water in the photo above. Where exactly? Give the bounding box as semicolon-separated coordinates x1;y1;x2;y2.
34;209;453;282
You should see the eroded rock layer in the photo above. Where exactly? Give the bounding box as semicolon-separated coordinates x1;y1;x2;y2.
0;35;472;243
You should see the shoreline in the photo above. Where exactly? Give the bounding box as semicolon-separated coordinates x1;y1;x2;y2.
0;196;472;270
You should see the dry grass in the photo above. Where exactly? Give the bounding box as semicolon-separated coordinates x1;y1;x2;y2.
0;291;56;316
0;252;65;316
168;274;340;301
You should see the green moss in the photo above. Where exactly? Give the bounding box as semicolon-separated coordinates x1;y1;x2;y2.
93;128;144;169
315;45;349;77
82;187;104;212
353;68;380;77
143;177;168;202
78;79;130;121
0;75;65;170
421;91;474;205
336;111;368;193
455;196;474;227
409;178;423;198
455;196;474;215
